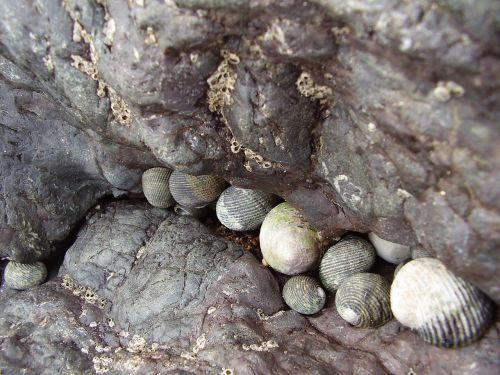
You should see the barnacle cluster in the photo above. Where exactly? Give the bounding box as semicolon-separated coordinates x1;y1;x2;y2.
61;275;107;309
64;1;132;125
207;50;240;114
296;72;332;103
242;339;279;352
229;137;274;171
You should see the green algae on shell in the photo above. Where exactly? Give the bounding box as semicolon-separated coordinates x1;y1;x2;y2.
282;275;326;315
259;202;322;275
4;261;47;290
169;171;227;208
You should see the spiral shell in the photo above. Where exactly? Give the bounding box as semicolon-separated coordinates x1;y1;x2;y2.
4;261;47;290
260;202;321;275
368;232;411;264
216;187;278;231
169;171;227;208
335;273;392;328
319;235;376;293
282;275;326;315
391;258;494;348
142;167;175;208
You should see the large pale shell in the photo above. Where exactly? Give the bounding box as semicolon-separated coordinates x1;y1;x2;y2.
319;235;376;293
4;261;47;290
169;171;227;208
142;167;175;208
282;275;326;315
260;202;321;275
391;258;494;348
368;232;411;264
216;187;278;231
335;273;392;328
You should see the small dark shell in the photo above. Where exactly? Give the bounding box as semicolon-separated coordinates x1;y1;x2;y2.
335;273;392;328
391;258;494;348
142;167;175;208
4;261;47;290
174;204;209;220
282;275;326;315
319;235;376;293
169;171;227;208
216;187;278;231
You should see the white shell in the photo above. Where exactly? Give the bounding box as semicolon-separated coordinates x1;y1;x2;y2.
368;232;411;264
260;202;321;275
391;258;493;347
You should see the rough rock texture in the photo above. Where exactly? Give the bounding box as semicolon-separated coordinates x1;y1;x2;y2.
0;0;499;373
1;201;498;374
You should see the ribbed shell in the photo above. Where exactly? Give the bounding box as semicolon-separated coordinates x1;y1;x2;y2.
169;171;227;208
4;261;47;290
335;273;392;328
319;235;376;293
174;204;209;220
368;232;411;264
391;258;493;348
260;202;321;275
216;187;278;231
142;167;175;208
282;275;326;315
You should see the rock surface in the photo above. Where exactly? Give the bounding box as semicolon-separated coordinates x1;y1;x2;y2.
1;201;499;374
0;0;499;373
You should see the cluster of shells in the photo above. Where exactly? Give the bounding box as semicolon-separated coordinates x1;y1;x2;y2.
141;166;494;348
0;165;493;351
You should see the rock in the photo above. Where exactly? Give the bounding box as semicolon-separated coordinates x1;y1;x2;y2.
0;0;499;372
2;201;499;374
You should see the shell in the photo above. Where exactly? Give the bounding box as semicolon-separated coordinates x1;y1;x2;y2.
282;275;326;315
335;273;392;328
319;235;376;293
142;167;175;208
394;258;411;277
411;246;432;259
391;258;494;348
4;261;47;290
260;202;321;275
174;204;209;220
368;232;411;264
216;187;278;231
169;171;227;208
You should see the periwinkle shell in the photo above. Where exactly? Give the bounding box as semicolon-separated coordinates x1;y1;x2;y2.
169;171;227;208
368;232;411;264
4;261;47;290
216;187;278;231
319;235;376;293
335;273;392;328
391;258;494;348
282;275;326;315
142;167;175;208
260;202;322;275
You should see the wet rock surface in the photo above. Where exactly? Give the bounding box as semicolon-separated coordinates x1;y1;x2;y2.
1;201;499;374
0;0;499;373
